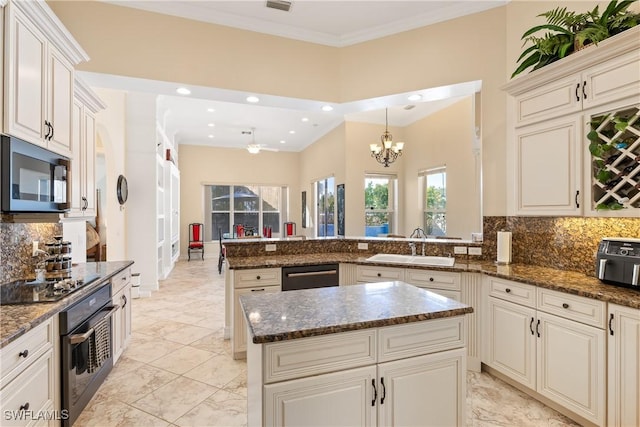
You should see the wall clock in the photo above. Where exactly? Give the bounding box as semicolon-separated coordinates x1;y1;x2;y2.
116;175;128;205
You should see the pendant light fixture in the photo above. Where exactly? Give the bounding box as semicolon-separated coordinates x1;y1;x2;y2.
370;108;404;167
246;127;261;154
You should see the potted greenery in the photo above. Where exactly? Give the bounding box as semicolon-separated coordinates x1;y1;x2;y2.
512;0;640;78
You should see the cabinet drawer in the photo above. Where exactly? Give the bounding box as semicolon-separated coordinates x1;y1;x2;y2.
0;351;55;427
234;268;281;289
377;317;465;363
111;267;131;294
0;318;53;388
537;288;606;328
406;269;461;290
356;265;404;283
487;277;536;307
515;74;581;126
264;329;376;384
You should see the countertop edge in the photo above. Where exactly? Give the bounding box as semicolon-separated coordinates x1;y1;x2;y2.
1;261;135;349
249;306;474;344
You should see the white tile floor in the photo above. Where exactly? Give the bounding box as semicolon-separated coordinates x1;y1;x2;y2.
75;260;581;427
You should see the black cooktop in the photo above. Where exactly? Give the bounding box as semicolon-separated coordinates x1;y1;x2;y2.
0;273;101;305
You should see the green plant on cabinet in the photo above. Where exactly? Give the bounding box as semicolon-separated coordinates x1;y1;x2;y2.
588;105;640;210
512;0;640;78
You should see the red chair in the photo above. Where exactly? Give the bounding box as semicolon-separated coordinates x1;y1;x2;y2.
188;223;204;261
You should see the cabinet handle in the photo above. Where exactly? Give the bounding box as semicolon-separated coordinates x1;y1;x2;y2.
81;196;87;211
575;83;580;101
575;190;580;208
44;121;51;139
536;319;540;338
380;377;386;404
49;123;54;141
18;349;29;358
19;402;29;411
582;81;587;99
251;288;265;292
529;317;535;335
505;288;511;293
562;303;569;309
122;294;127;308
609;313;614;336
371;379;377;407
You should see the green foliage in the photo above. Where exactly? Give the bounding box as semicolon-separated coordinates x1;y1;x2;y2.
364;181;388;210
512;1;640;78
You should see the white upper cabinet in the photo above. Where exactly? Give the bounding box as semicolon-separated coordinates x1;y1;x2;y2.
504;27;640;216
3;0;89;156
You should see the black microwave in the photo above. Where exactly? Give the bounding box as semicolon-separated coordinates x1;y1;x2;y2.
1;135;70;213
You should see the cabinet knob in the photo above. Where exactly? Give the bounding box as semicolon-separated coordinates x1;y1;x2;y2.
429;277;434;282
377;273;381;277
18;349;29;358
19;402;29;411
505;288;511;293
256;275;261;280
562;303;569;309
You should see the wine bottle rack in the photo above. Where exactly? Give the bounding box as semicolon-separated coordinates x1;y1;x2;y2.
588;105;640;211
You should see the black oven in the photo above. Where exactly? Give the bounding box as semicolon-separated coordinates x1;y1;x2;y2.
0;134;70;213
60;283;116;426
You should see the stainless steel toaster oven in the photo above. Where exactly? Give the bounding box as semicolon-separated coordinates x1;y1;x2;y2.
596;238;640;289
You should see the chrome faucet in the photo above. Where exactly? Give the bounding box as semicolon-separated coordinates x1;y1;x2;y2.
409;242;417;256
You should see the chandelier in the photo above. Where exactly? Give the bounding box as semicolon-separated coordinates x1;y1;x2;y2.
246;127;261;154
370;108;404;167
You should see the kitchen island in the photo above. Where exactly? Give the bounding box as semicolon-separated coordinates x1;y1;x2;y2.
240;281;473;427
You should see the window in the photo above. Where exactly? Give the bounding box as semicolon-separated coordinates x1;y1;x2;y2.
316;177;334;237
364;174;397;237
206;185;285;240
421;167;446;236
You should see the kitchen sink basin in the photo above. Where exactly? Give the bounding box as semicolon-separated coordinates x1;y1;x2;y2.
365;253;455;267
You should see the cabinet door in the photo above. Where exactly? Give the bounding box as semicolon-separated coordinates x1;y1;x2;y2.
6;9;47;145
514;74;582;126
537;312;605;426
515;116;582;215
264;365;376;427
233;286;279;358
69;101;83;215
607;304;640;427
582;50;640;110
83;110;97;215
486;297;536;389
378;348;466;427
111;288;124;363
47;45;73;156
122;284;132;351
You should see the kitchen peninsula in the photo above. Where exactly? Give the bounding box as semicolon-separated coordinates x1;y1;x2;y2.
240;281;473;427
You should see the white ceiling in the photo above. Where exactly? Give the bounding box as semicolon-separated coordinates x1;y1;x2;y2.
90;1;496;152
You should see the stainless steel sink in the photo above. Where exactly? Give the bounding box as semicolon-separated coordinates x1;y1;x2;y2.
365;253;455;267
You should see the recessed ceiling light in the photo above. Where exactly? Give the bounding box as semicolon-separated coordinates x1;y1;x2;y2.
280;140;286;144
301;117;309;122
246;96;260;103
408;94;422;101
176;87;191;95
289;130;295;134
321;105;333;112
207;108;215;112
208;123;215;127
208;134;214;138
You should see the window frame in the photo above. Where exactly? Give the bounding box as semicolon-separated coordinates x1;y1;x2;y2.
420;166;447;236
364;173;397;236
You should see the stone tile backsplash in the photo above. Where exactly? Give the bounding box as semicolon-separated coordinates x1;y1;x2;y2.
483;216;640;276
0;222;62;283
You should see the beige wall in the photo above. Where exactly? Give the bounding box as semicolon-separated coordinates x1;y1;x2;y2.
178;145;300;247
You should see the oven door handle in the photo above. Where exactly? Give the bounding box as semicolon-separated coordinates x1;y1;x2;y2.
285;270;338;278
68;305;119;344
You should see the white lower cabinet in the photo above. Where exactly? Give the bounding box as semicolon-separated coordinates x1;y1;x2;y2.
484;277;606;426
233;285;280;358
264;366;376;426
253;317;467;427
0;317;59;427
607;303;640;427
111;268;132;363
405;269;462;301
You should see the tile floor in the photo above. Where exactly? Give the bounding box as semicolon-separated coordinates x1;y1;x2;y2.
76;260;581;427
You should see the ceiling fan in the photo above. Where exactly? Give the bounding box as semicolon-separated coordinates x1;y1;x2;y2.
243;128;279;154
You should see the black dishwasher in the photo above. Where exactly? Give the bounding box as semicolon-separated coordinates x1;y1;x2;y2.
282;264;339;291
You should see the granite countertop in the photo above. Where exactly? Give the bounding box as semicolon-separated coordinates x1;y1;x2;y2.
227;253;640;310
240;281;473;344
0;261;134;348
